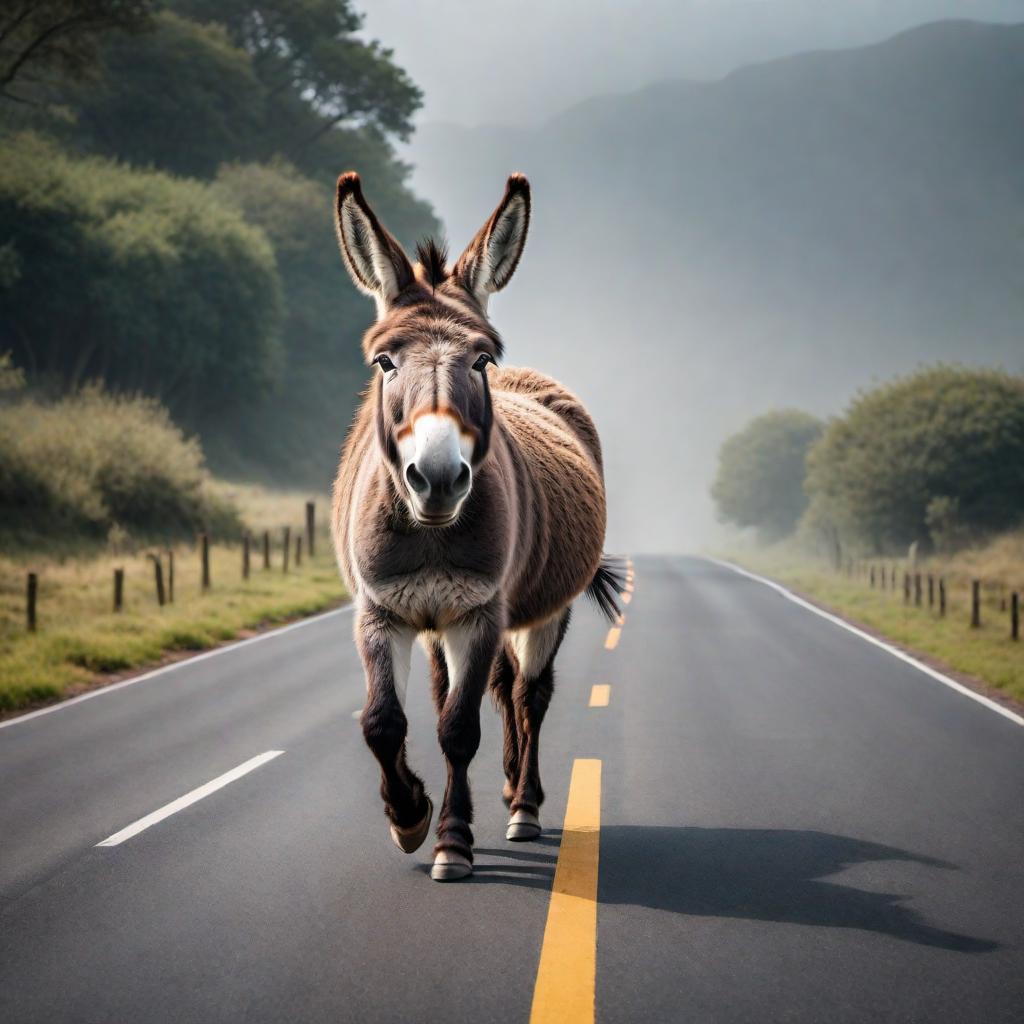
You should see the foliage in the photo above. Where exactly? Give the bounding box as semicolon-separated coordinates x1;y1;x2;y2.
0;352;24;393
169;0;421;145
63;12;266;179
0;386;239;543
0;133;283;431
804;366;1024;552
711;409;824;541
0;0;153;103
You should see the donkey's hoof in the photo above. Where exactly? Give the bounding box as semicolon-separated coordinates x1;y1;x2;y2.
506;809;541;842
431;849;473;882
390;797;433;854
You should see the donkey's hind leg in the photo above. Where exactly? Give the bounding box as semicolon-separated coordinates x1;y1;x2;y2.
488;645;521;807
507;609;571;841
356;599;432;855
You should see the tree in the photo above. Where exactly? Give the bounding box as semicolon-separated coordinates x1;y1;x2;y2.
712;409;824;541
169;0;421;151
0;0;152;103
803;366;1024;552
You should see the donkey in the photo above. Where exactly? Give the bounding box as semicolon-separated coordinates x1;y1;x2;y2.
331;171;620;881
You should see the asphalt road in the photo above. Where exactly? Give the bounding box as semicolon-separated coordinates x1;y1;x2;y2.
1;556;1022;1023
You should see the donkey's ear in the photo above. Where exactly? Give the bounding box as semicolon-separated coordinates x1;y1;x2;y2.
335;172;414;316
453;174;530;308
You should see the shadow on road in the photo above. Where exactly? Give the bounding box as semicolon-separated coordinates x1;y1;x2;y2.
597;826;998;952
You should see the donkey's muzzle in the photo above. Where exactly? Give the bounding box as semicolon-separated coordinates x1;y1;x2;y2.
405;457;471;523
400;411;475;525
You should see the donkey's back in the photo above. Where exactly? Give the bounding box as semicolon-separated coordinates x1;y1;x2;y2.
490;366;607;628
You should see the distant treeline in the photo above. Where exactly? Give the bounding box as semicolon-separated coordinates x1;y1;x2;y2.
0;1;439;485
712;366;1024;555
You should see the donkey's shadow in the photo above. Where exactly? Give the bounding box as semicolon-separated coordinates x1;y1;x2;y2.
467;825;997;953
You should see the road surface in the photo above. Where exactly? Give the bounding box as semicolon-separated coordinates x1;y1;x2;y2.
1;556;1022;1022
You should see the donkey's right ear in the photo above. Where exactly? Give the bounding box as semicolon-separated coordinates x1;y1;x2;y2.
335;172;414;316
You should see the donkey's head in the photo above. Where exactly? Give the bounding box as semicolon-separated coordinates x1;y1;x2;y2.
334;172;530;527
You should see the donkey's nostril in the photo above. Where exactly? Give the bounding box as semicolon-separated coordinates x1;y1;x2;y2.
405;463;429;495
451;462;471;497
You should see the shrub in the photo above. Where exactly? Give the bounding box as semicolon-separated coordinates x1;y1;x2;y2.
711;409;824;541
804;365;1024;552
0;387;239;543
0;133;283;434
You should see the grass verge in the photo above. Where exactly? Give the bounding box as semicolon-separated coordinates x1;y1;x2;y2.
1;488;346;715
724;545;1023;707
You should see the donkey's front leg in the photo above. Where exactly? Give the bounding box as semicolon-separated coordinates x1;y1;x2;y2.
356;599;432;854
432;603;502;882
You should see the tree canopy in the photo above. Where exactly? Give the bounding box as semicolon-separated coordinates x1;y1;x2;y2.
0;0;152;103
711;409;824;542
803;366;1024;552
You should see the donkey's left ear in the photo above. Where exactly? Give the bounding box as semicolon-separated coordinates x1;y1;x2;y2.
453;174;530;308
335;172;414;317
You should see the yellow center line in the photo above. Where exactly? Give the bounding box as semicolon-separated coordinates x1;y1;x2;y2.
588;684;610;707
604;626;621;650
529;759;602;1024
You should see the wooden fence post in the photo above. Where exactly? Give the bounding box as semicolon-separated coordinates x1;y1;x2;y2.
166;549;175;603
903;572;911;605
200;534;210;591
869;566;875;588
939;578;946;617
970;580;981;628
306;501;315;558
27;572;37;632
913;573;922;607
927;574;934;609
148;553;166;607
263;530;270;570
1012;592;1019;641
242;533;251;580
283;526;290;573
295;535;303;568
113;568;124;613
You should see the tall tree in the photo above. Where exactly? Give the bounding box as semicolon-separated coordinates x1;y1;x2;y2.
0;0;152;103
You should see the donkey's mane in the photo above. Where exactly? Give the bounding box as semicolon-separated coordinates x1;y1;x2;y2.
415;237;449;288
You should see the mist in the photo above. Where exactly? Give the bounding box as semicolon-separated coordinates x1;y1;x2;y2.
359;3;1024;553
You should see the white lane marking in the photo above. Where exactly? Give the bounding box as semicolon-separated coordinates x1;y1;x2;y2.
707;558;1024;729
96;750;285;847
0;605;353;732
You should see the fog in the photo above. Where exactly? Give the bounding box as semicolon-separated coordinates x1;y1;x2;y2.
361;2;1024;552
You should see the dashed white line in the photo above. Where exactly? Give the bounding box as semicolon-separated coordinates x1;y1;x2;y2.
96;750;285;847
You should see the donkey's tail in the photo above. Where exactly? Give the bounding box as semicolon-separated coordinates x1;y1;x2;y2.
585;555;627;624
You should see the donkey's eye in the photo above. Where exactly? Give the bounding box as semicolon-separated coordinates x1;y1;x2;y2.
472;353;493;372
373;354;396;373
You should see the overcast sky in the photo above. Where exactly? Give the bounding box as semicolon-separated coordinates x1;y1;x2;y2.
360;0;1023;127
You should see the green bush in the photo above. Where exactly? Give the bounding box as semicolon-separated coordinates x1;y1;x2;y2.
0;387;240;543
711;409;824;541
0;133;283;434
804;365;1024;552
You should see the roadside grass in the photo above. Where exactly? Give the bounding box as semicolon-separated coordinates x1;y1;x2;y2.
0;489;346;714
725;537;1024;706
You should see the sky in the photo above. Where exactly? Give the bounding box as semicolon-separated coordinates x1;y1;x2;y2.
360;0;1023;127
